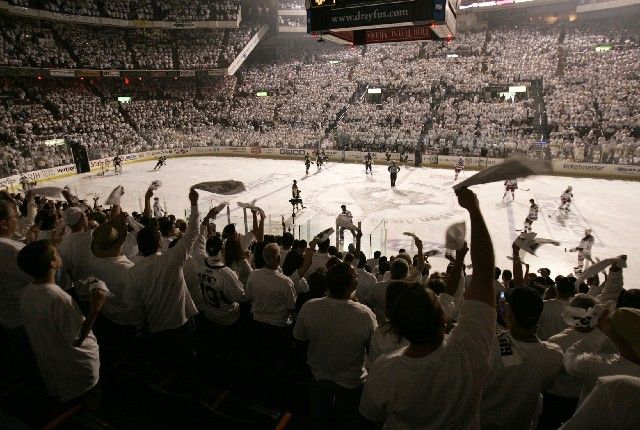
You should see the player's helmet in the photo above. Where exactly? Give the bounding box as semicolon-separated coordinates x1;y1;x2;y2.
585;229;592;235
567;186;573;191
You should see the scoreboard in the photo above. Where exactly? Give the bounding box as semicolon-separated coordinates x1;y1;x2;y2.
306;0;459;44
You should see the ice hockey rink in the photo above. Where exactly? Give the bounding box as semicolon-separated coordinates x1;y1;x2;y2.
47;156;637;284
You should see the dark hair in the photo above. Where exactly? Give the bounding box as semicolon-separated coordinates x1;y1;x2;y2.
326;256;342;271
17;240;56;278
326;262;355;298
390;259;409;280
282;232;294;248
206;236;224;257
378;260;390;277
253;242;268;269
502;270;513;281
317;238;330;253
426;277;445;295
168;237;181;248
137;226;161;257
88;211;107;225
222;223;236;239
385;281;411;319
494;267;502;280
35;209;57;230
224;235;244;267
556;276;577;299
158;217;175;236
618;289;640;310
357;251;367;269
282;250;304;276
390;286;445;346
328;246;338;256
506;287;543;330
0;198;17;221
374;251;381;258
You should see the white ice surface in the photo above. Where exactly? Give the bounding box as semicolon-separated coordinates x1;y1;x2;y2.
50;156;637;285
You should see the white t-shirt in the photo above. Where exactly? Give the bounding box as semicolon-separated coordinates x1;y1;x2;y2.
481;330;564;430
57;230;93;293
564;330;640;402
294;297;377;388
0;237;30;328
307;252;330;276
124;206;199;333
366;323;409;370
537;298;569;340
289;271;309;295
88;255;142;327
368;280;392;322
20;283;99;402
547;328;604;398
359;300;496;429
245;268;296;327
355;267;377;305
560;375;640;430
228;258;252;285
191;257;245;326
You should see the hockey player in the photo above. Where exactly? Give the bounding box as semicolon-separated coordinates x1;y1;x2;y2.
152;197;165;218
400;152;409;166
364;153;373;175
336;205;362;241
304;154;313;174
503;179;518;200
385;151;392;163
388;161;400;187
316;152;324;171
571;229;595;273
559;186;573;212
113;155;123;175
523;199;538;233
153;156;167;171
290;180;305;211
454;157;464;180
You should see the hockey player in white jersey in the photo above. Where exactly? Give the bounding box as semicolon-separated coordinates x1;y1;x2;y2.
454;157;464;180
570;229;595;273
523;199;538;233
559;186;573;212
336;205;362;241
503;179;518;201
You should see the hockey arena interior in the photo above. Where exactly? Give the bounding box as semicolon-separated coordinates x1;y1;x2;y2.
1;0;640;429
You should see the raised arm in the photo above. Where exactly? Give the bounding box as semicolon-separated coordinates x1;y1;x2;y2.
444;242;468;297
414;236;425;274
143;189;153;219
457;188;496;308
512;243;525;288
166;188;200;264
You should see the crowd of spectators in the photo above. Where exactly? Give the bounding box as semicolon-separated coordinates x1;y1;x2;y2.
2;183;640;428
9;0;239;22
278;16;305;27
278;0;305;10
0;17;262;70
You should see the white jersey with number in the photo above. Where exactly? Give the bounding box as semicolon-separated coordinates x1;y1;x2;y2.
193;258;245;326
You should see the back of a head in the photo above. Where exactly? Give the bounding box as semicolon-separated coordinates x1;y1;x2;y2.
222;223;236;239
502;269;513;282
17;239;56;279
385;281;412;319
390;258;410;280
137;226;161;257
495;267;502;280
426;277;445;295
390;285;445;346
282;232;294;248
507;287;544;330
374;251;381;259
357;251;367;269
282;250;304;276
379;260;390;276
569;293;597;311
307;268;328;298
328;245;338;256
223;235;243;265
326;262;355;298
262;243;281;268
0;198;16;221
618;290;640;310
35;209;57;230
318;238;330;253
158;217;174;236
206;236;224;257
326;255;342;271
556;276;577;299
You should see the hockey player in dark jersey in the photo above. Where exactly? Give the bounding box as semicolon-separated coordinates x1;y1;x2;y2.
388;161;400;187
364;153;373;175
153;156;167;171
385;151;392;163
113;155;123;175
290;179;305;211
304;154;313;174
